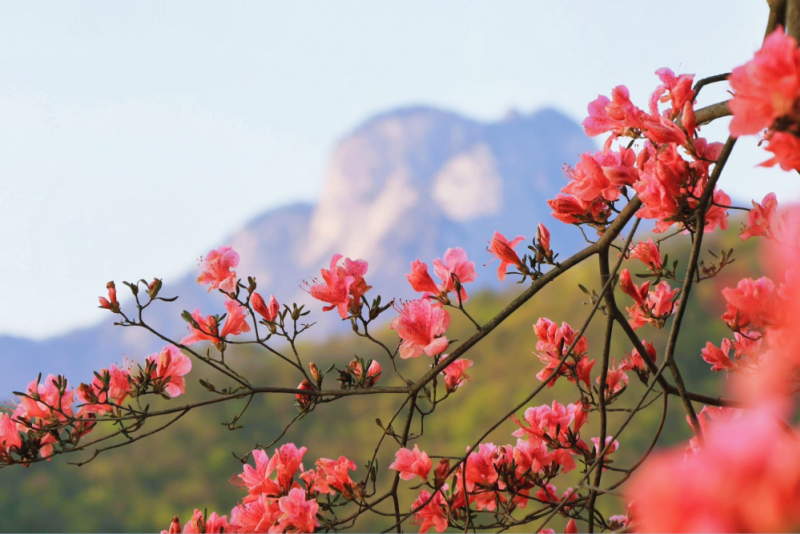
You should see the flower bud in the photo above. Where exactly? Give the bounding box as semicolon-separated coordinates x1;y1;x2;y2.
434;458;450;487
309;362;322;385
168;516;181;534
148;278;162;299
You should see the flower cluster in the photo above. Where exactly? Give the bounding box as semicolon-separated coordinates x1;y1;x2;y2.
1;345;191;465
532;318;594;390
394;399;621;533
550;68;731;234
619;269;679;329
166;443;361;533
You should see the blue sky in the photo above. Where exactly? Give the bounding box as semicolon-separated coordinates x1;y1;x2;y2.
0;1;791;338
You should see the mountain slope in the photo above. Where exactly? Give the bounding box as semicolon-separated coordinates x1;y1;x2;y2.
0;105;595;397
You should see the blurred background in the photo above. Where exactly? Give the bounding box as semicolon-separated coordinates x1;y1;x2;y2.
0;1;788;531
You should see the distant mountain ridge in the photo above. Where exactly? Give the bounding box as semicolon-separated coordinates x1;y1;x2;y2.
0;105;595;397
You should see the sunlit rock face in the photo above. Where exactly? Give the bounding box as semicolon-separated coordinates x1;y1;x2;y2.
0;105;595;397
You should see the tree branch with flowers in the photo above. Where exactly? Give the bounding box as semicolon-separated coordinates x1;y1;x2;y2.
4;2;800;532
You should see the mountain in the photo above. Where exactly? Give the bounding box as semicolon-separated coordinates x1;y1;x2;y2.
0;105;595;398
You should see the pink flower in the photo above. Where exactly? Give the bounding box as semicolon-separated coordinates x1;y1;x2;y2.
597;360;629;398
315;456;357;497
219;300;251;339
619;269;650;307
390;445;432;481
487;232;525;281
740;192;778;240
534;318;589;356
440;359;473;393
432;247;477;302
146;345;192;398
513;438;552;475
181;509;229;534
390;298;450;359
648;281;679;318
275;488;319;533
565;519;578;534
653;68;695;117
230;494;281;533
197;246;239;293
701;339;735;372
621;340;658;374
628;410;800;532
704;189;731;233
464;443;499;489
251;293;280;323
721;276;776;330
411;487;449;534
563;148;638;202
591;436;619;468
582;85;646;137
308;254;371;319
180;309;220;346
76;363;132;415
548;194;610;226
407;260;440;295
234;449;282;497
16;374;74;423
267;443;307;491
407;248;478;302
181;300;251;347
0;413;22;455
760;131;800;172
629;239;662;271
729;28;800;137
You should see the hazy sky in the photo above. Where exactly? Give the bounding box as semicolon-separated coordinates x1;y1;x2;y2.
0;1;792;338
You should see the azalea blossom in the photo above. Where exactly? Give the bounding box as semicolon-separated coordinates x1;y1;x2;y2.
230;493;281;533
440;359;473;393
146;345;192;398
728;28;800;137
251;292;280;323
181;300;250;347
180;509;229;534
391;298;450;359
0;413;22;456
197;246;239;293
740;192;778;240
487;231;525;281
407;248;477;302
721;276;776;330
629;239;662;271
411;487;449;534
275;488;319;533
349;358;381;387
701;339;735;372
760;131;800;172
628;410;800;532
234;448;282;497
76;363;132;415
15;374;75;424
390;444;432;481
315;456;357;497
308;254;371;319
